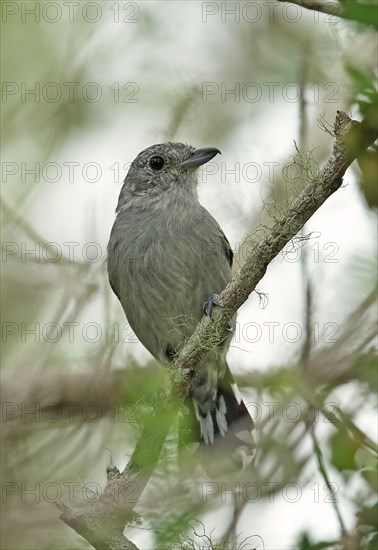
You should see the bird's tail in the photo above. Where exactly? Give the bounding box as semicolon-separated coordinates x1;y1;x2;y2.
179;364;256;470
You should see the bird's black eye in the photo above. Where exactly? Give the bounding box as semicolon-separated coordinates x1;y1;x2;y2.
149;156;165;171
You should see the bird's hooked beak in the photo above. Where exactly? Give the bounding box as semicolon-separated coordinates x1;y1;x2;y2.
179;147;221;170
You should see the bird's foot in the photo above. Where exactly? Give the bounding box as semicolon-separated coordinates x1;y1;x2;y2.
203;293;223;317
203;294;234;334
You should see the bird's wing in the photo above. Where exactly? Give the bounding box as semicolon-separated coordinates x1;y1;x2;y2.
107;237;121;301
221;229;233;268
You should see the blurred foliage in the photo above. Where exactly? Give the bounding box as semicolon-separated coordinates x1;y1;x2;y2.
356;502;378;549
341;1;378;30
346;65;378;130
345;64;378;208
329;430;359;472
297;532;337;550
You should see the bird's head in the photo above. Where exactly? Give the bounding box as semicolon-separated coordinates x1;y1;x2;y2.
116;142;221;211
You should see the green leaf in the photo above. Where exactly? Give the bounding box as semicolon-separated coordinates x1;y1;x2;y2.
346;65;378;129
329;431;359;472
361;468;378;492
357;151;378;208
342;1;378;30
357;501;378;529
296;532;337;550
354;352;378;392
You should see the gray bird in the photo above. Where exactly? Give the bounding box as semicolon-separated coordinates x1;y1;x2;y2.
107;142;255;467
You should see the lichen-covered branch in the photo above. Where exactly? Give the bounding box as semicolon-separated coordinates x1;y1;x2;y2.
277;0;343;18
172;112;377;391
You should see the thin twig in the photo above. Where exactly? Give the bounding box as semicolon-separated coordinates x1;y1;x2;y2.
298;41;313;366
310;427;348;537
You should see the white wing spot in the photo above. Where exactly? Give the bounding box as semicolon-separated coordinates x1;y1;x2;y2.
200;413;214;444
216;395;228;437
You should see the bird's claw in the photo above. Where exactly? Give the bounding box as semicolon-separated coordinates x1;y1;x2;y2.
203;293;224;317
